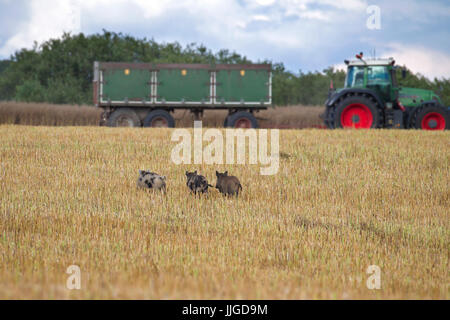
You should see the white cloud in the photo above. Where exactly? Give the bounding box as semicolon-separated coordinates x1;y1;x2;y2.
0;0;368;58
252;14;271;22
247;0;276;6
133;0;183;19
298;10;330;21
333;44;450;80
333;62;347;72
380;0;450;24
0;0;81;56
320;0;367;11
383;43;450;80
1;0;448;79
281;0;366;17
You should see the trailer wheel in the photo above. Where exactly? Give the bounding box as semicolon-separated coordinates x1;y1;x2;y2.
223;116;229;128
106;108;141;127
143;110;175;128
414;105;449;130
226;111;258;128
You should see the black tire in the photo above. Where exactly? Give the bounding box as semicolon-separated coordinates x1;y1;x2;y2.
324;105;336;129
143;110;175;128
406;107;420;129
106;108;141;127
333;95;382;129
99;110;109;126
414;104;449;130
223;116;229;128
226;111;258;128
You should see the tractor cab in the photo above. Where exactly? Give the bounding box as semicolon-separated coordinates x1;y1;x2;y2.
345;59;395;88
344;57;398;103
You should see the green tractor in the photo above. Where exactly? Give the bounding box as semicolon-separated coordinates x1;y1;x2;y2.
324;53;449;130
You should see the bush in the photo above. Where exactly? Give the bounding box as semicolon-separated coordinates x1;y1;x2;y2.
15;79;46;102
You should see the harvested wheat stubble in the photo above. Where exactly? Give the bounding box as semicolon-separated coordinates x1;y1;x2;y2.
0;126;448;299
0;101;324;128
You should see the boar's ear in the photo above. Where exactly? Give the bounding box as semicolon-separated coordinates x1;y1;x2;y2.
194;170;197;175
216;171;219;177
161;176;166;181
185;171;189;176
224;171;228;176
139;170;144;176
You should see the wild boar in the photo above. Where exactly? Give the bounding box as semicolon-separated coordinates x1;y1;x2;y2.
137;170;166;191
215;171;242;197
185;171;213;194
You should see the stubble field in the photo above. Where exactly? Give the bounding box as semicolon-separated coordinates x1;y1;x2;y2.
0;125;448;299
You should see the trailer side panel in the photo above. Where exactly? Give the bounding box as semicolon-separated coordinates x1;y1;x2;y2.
215;69;270;105
155;68;211;104
96;62;271;108
101;68;151;103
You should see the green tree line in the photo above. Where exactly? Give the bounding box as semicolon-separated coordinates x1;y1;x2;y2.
0;31;449;106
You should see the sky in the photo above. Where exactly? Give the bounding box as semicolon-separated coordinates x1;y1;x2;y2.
0;0;449;79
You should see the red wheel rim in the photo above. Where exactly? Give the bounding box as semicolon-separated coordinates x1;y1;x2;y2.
340;103;373;128
151;117;168;127
234;118;252;128
421;112;445;130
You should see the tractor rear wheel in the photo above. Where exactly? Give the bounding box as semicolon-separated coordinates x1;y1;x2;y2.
106;108;141;127
333;95;382;129
143;110;175;128
414;105;449;130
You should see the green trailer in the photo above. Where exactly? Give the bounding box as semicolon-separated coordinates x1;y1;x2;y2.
93;62;272;128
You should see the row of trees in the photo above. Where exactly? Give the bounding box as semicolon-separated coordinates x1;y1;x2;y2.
0;31;449;106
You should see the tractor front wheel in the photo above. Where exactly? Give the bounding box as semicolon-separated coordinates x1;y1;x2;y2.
334;96;382;129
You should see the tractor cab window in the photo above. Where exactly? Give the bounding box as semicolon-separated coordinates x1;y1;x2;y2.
345;66;365;88
367;66;390;85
